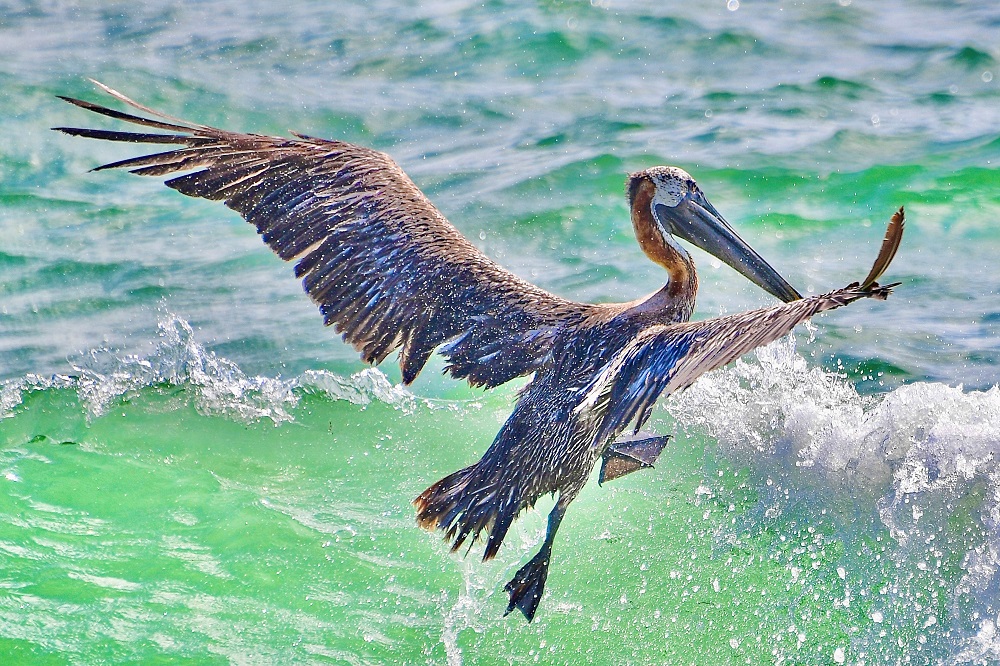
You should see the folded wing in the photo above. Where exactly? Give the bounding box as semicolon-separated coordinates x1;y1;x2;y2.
55;82;593;387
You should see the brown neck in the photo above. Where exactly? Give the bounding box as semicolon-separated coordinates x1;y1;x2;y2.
629;177;699;312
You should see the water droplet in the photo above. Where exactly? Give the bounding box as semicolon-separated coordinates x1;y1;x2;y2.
727;0;740;10
871;114;880;126
705;109;713;118
872;610;884;623
983;71;994;83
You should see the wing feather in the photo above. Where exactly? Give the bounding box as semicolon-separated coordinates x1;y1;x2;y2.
583;211;904;444
861;206;905;289
56;83;595;387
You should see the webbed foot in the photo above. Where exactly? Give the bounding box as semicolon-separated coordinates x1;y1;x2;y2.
599;431;670;484
504;501;568;622
504;550;550;622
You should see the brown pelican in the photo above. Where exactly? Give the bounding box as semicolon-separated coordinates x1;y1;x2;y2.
55;82;904;621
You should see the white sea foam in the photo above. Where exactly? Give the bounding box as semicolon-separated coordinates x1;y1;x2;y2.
664;335;1000;661
0;314;415;424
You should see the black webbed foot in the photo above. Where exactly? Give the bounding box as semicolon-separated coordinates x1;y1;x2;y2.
599;431;670;484
504;501;567;622
504;549;550;622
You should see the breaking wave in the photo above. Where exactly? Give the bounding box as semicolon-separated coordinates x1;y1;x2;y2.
0;315;416;424
666;336;1000;661
4;319;1000;660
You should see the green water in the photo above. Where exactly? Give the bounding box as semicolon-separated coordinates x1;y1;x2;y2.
2;1;1000;663
0;378;958;665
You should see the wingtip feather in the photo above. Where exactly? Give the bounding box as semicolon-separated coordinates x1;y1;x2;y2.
86;79;204;129
860;206;905;291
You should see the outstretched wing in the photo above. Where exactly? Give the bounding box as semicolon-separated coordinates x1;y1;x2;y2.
583;208;905;443
55;82;594;387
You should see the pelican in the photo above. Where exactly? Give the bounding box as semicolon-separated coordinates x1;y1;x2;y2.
55;82;904;621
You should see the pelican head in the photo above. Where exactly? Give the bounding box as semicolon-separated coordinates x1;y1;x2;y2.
629;166;802;303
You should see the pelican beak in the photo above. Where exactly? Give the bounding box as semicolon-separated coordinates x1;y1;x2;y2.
653;192;802;302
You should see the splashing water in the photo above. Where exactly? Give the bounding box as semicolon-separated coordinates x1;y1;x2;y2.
1;315;416;425
666;336;1000;661
0;317;999;661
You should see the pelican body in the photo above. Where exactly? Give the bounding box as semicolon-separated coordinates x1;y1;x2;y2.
56;83;903;621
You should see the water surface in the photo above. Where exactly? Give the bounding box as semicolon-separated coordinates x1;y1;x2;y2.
1;1;999;663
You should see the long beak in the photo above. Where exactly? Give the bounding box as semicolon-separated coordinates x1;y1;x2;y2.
653;193;802;303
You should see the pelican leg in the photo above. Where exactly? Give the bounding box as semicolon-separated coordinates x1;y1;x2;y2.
599;431;670;484
504;499;568;622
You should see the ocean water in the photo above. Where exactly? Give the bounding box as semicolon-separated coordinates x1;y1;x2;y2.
1;1;999;663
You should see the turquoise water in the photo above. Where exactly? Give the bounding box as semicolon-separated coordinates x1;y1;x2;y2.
1;1;999;663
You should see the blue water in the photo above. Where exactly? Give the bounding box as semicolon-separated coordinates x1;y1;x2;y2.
1;1;999;663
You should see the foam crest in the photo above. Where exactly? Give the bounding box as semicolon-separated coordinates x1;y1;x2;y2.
296;368;415;414
666;336;1000;490
1;315;415;423
70;316;300;422
664;335;1000;659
